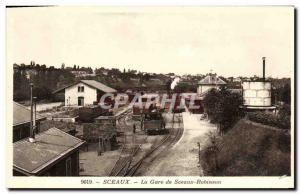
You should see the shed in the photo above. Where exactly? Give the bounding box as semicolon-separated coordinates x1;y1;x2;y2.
13;102;46;142
13;127;85;176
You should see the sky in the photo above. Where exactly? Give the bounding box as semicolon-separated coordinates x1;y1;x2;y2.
6;6;294;78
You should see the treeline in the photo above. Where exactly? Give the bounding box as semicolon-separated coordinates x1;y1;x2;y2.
13;63;75;102
13;62;172;102
94;67;171;91
95;67;169;82
173;82;197;93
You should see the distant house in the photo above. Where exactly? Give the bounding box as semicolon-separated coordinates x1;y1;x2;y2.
197;73;227;96
70;70;95;78
13;127;85;176
53;80;117;106
13;102;46;142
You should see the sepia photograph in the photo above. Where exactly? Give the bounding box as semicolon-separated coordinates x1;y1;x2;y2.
5;5;294;189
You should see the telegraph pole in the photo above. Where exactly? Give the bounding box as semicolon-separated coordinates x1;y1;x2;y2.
29;83;35;142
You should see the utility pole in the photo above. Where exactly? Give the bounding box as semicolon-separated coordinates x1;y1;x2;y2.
197;142;201;164
33;97;37;134
29;83;35;142
98;137;102;156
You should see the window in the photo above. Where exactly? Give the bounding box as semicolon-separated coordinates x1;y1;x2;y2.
78;86;84;92
66;157;72;176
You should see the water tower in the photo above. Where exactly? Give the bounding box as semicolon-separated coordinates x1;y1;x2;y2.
241;57;276;112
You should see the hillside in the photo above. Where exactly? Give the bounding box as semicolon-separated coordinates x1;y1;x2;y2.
201;119;291;176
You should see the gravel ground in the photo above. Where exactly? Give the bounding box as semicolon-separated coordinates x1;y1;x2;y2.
143;112;217;176
79;144;121;176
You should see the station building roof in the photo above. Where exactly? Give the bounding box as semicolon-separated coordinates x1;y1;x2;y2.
13;127;85;175
53;80;117;94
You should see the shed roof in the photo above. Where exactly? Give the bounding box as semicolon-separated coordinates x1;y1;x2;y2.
198;74;227;85
53;80;117;94
13;102;46;127
13;127;85;175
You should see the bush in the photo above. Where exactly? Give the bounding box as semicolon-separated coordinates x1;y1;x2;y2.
200;119;291;176
247;112;290;129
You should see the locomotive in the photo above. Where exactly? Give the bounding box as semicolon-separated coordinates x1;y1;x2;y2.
141;110;167;135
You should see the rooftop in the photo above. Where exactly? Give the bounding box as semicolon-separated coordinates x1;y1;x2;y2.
13;127;85;175
13;102;46;127
53;80;117;94
198;74;227;85
80;80;117;93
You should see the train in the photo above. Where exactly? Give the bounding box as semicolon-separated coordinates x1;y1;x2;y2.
132;93;160;119
141;111;167;135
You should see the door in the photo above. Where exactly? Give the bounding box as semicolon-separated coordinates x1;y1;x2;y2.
78;97;84;106
65;157;72;176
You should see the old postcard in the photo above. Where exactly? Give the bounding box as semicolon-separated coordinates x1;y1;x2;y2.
6;6;294;189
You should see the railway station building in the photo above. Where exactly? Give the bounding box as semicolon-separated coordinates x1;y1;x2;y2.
53;80;117;107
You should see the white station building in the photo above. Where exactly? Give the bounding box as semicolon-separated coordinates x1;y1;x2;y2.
53;80;117;106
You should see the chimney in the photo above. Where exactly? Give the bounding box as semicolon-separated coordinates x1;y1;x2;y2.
262;57;266;81
29;83;36;143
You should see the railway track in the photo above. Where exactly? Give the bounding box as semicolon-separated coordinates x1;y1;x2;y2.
126;114;184;176
110;113;184;177
110;108;141;176
109;145;139;176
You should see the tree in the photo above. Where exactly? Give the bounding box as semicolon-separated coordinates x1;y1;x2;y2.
13;63;76;102
173;82;196;93
281;83;291;104
203;86;243;134
203;88;221;122
13;69;30;101
30;61;35;66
